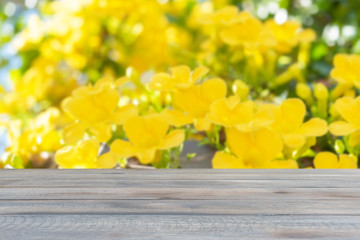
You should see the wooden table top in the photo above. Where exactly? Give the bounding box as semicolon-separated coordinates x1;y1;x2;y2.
1;169;360;239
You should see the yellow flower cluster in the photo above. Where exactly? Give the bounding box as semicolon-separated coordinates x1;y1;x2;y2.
1;1;360;169
210;97;327;168
110;114;185;165
1;108;63;168
194;5;315;88
61;77;137;144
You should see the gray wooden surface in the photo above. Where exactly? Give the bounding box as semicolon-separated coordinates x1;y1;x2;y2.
1;170;360;239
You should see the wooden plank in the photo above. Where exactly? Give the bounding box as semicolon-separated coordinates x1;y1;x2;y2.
1;170;360;239
1;214;360;239
1;187;360;200
2;169;360;177
1;199;360;215
4;178;360;188
2;169;360;181
2;169;360;175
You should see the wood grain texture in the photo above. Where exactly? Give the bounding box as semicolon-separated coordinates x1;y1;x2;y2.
1;169;360;239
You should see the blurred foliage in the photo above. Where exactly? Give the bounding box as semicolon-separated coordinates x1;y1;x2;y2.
2;0;359;84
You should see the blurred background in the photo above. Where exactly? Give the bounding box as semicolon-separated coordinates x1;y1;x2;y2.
1;0;359;87
0;0;359;168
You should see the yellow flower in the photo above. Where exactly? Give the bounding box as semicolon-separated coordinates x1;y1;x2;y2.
208;96;273;129
110;113;185;165
330;54;360;89
62;77;138;144
199;6;241;26
265;19;301;53
148;65;209;91
314;152;357;169
329;96;360;146
270;98;327;148
222;127;283;168
220;12;275;51
55;138;118;169
167;78;227;131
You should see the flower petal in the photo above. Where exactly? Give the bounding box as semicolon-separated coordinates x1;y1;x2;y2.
145;114;169;141
76;139;100;165
162;109;193;127
123;116;147;146
212;151;245;169
282;134;306;149
266;159;299;169
208;97;243;127
338;154;358;169
280;98;306;130
109;105;138;125
235;124;252;132
201;78;227;102
57;139;99;169
330;54;350;84
170;65;191;87
55;146;77;169
136;148;157;165
194;117;212;131
62;96;93;122
114;76;128;87
97;152;118;169
124;114;168;148
329;121;357;136
158;129;185;150
226;128;283;167
93;84;120;114
148;73;174;91
334;97;359;125
191;66;209;83
314;152;338;169
252;106;274;129
90;122;113;142
110;139;136;158
172;86;208;118
349;130;360;147
297;118;328;136
62;122;87;145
